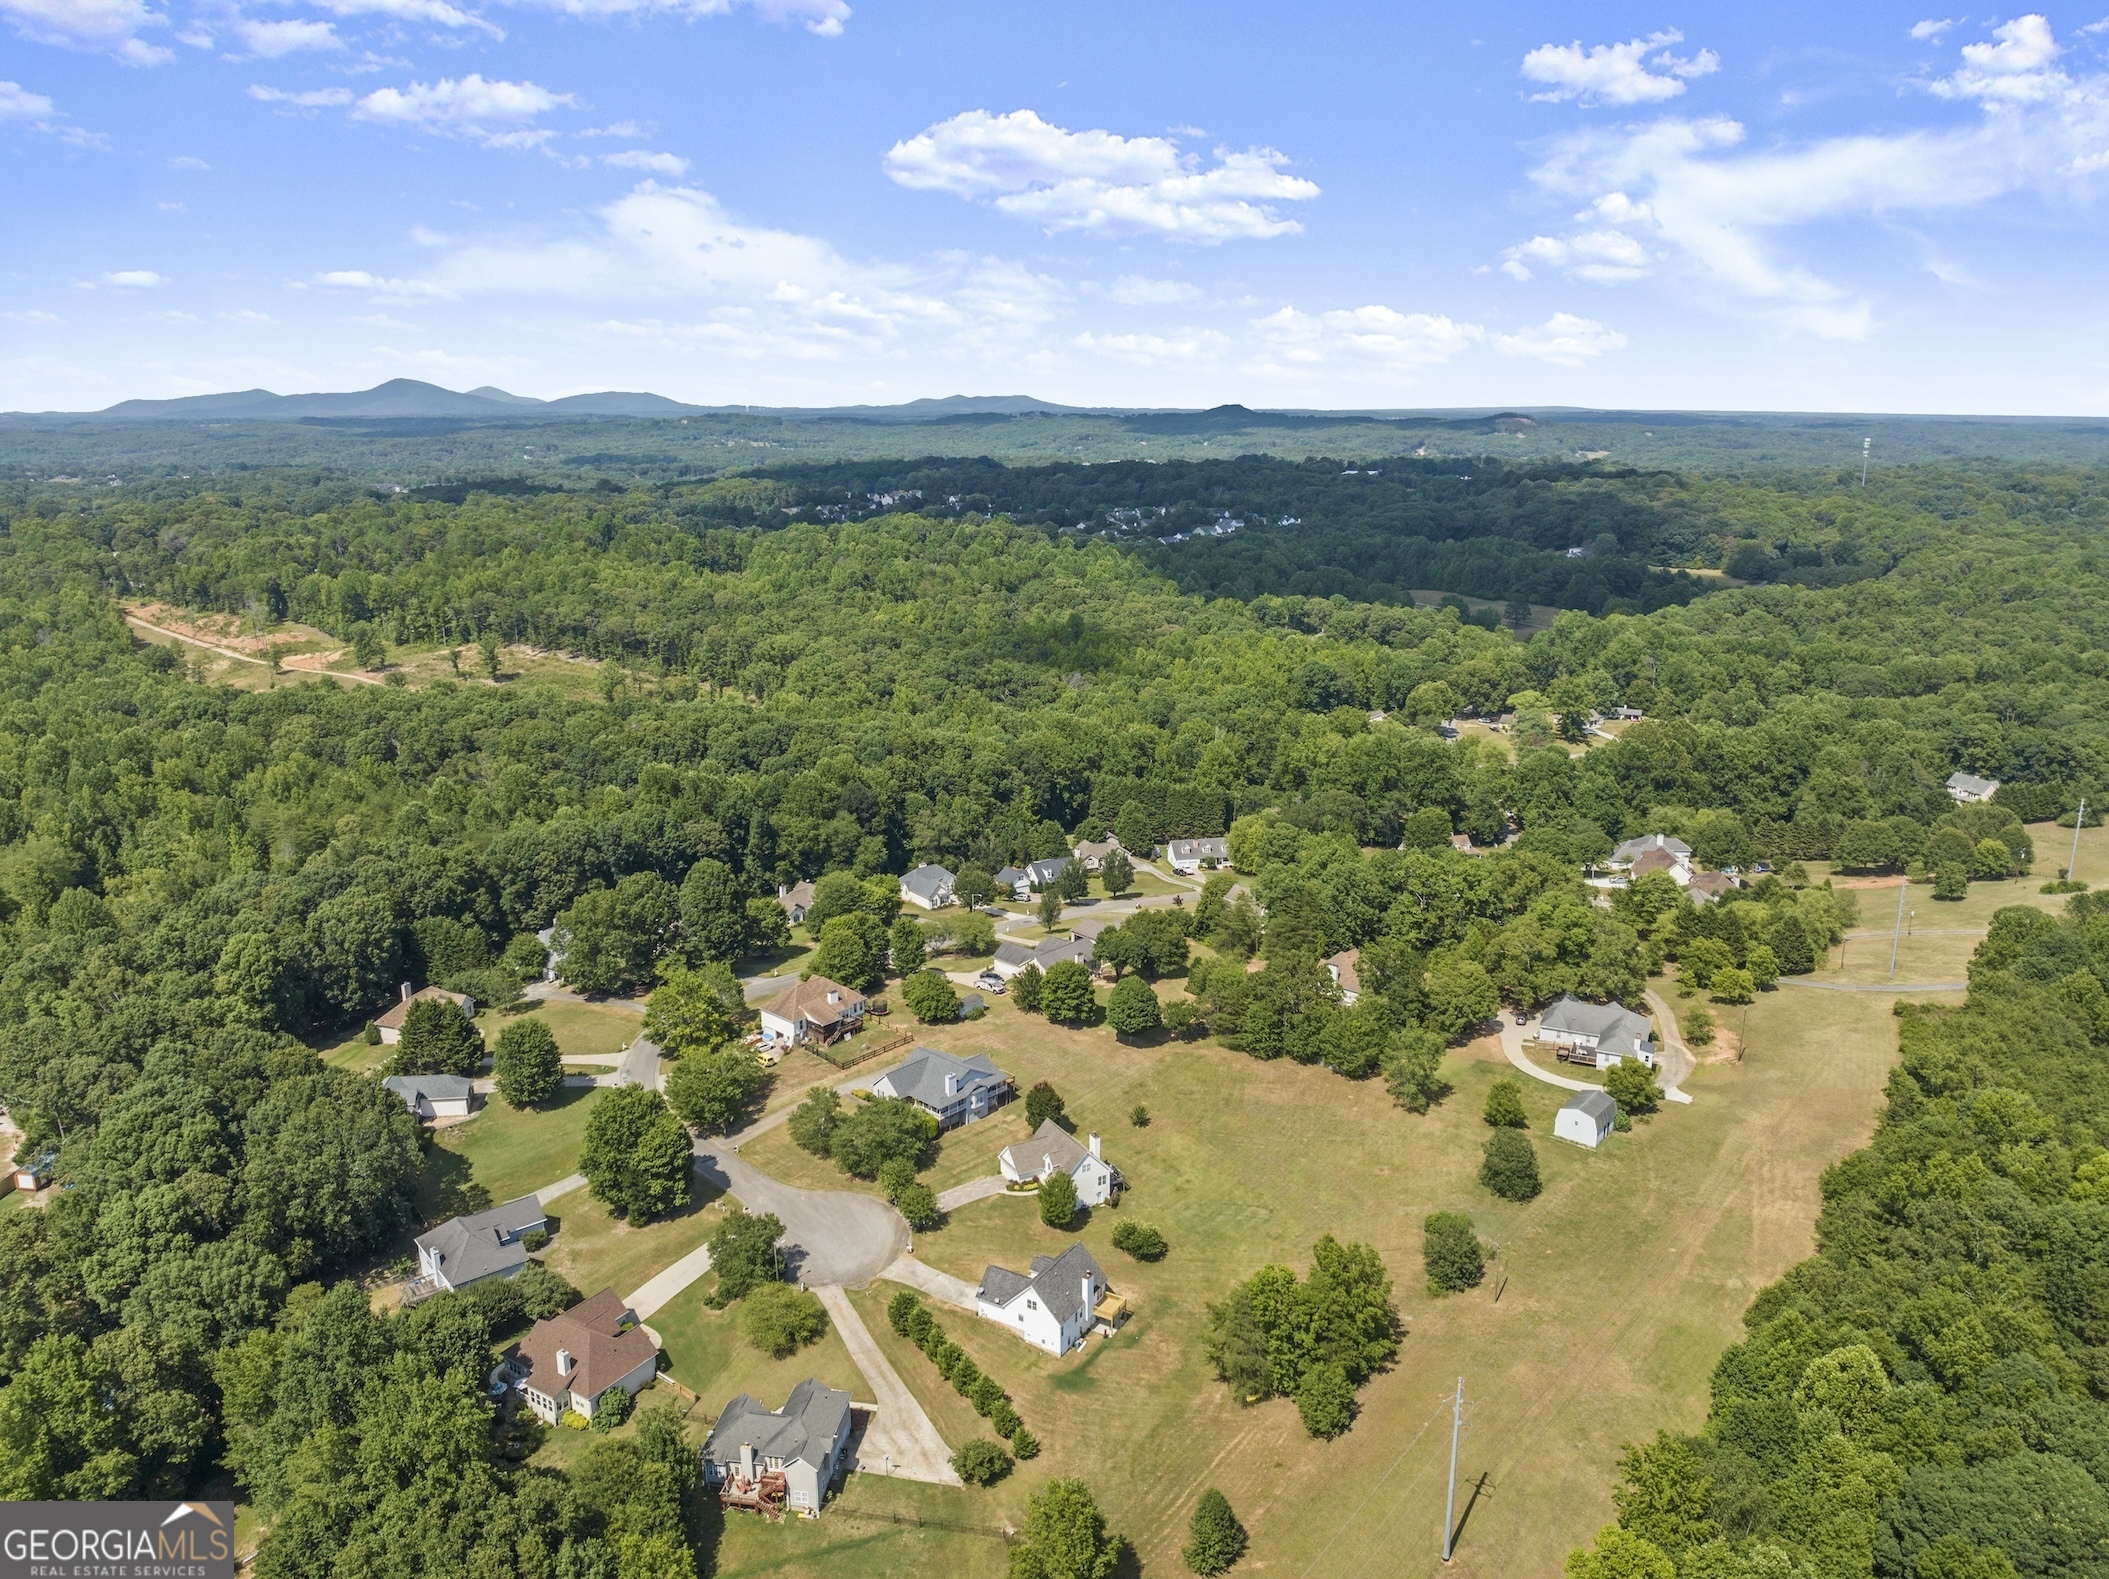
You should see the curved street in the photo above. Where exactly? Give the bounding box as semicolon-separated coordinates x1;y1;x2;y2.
690;1139;909;1287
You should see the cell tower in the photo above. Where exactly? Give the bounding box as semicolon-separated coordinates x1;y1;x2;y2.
1861;437;1871;487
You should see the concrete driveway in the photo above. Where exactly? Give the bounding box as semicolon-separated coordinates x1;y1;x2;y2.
691;1141;908;1286
1497;1009;1694;1106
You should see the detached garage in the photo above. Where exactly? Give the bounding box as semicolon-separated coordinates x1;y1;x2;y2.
1555;1089;1618;1149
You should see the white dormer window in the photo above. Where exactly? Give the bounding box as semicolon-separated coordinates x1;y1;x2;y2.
1026;1298;1037;1311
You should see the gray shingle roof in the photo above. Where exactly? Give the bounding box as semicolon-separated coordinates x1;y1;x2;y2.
1166;837;1228;863
416;1193;545;1285
1562;1089;1619;1124
1946;771;1999;797
384;1073;476;1103
994;936;1095;973
872;1047;1009;1110
900;864;956;904
1611;833;1690;864
702;1378;853;1470
1025;856;1072;886
994;865;1028;887
1541;995;1654;1057
979;1241;1105;1326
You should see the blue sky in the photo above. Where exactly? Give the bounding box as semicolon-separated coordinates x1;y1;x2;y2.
4;2;2109;412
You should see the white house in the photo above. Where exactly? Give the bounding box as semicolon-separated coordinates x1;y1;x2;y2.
998;1119;1122;1206
1591;833;1693;891
1072;837;1122;872
374;983;477;1046
508;1288;661;1424
990;934;1097;981
1946;771;2000;804
1165;837;1229;875
415;1194;545;1292
777;881;816;925
381;1072;476;1120
1324;948;1362;1005
993;865;1030;900
1538;995;1656;1068
1024;856;1073;890
758;974;865;1048
869;1046;1014;1130
1555;1089;1618;1148
701;1379;855;1518
976;1243;1117;1355
899;864;956;910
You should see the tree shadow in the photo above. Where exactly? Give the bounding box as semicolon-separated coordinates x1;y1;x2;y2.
417;1146;490;1221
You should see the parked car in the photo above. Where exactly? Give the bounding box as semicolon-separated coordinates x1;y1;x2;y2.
1514;1012;1529;1026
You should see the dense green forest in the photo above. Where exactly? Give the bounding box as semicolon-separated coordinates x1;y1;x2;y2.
1;451;2107;1574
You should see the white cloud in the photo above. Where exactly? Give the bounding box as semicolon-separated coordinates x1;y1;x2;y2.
221;309;274;323
502;0;848;35
251;84;355;106
1910;18;1959;41
884;109;1319;241
304;0;502;34
169;153;208;169
1073;328;1230;365
233;17;342;55
1522;29;1719;107
0;79;56;120
1503;19;2109;339
0;0;171;63
3;309;62;323
350;74;574;144
603;148;690;174
316;268;453;300
102;270;167;287
1493;312;1628;365
1099;275;1203;306
581;120;644;137
1249;305;1484;372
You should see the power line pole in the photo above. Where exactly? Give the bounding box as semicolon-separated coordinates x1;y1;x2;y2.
2071;798;2088;883
1861;437;1871;487
1889;876;1909;980
1441;1376;1465;1563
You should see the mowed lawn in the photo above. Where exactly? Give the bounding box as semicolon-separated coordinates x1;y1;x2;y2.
709;973;1907;1579
416;1083;603;1218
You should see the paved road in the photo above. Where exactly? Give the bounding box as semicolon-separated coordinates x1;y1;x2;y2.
934;1174;1010;1212
523;982;648;1013
724;1050;923;1147
878;1254;982;1313
691;1142;907;1286
613;1033;662;1090
1780;978;1967;993
816;1286;961;1486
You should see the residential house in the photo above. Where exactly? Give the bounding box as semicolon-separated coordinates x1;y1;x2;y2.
1164;837;1229;875
1946;771;2000;804
1538;995;1657;1068
869;1047;1013;1130
758;975;866;1048
998;1119;1122;1206
777;881;817;925
1449;832;1477;854
701;1378;855;1518
507;1288;661;1425
1324;948;1362;1005
990;934;1098;981
1555;1089;1618;1148
1072;837;1122;872
898;864;956;911
1612;706;1645;720
382;1072;477;1120
415;1194;546;1292
1593;833;1693;890
10;1151;54;1193
375;983;478;1046
993;865;1030;900
976;1243;1121;1355
1610;833;1692;871
1024;855;1073;890
1687;872;1741;906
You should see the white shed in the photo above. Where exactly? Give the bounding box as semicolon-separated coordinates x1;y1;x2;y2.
1555;1089;1618;1149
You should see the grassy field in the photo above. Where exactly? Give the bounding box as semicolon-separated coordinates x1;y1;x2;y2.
502;998;644;1056
704;953;1918;1578
541;1181;723;1302
416;1084;603;1218
650;1268;865;1404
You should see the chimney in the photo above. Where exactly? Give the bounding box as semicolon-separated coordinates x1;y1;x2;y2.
400;982;411;1003
740;1442;755;1481
945;1072;960;1097
778;883;787;900
556;1348;573;1377
1082;1274;1095;1316
1088;1133;1101;1159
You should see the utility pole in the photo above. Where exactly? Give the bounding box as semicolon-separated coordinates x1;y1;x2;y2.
2071;798;2088;883
1441;1376;1465;1563
1889;876;1909;980
1860;437;1871;487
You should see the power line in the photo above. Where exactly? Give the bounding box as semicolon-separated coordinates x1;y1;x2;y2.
2071;798;2088;884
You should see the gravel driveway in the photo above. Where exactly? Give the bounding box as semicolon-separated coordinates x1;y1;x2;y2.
691;1141;907;1286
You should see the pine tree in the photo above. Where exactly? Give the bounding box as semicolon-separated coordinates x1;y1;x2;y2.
1183;1488;1248;1576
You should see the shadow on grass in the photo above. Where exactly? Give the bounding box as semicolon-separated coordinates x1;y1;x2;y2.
416;1146;490;1221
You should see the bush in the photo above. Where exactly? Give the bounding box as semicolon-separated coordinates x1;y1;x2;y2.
1423;1211;1485;1294
1011;962;1045;1011
1296;1362;1358;1438
1183;1488;1248;1576
513;1262;577;1319
740;1283;829;1358
949;1353;982;1396
886;1289;920;1336
1025;1080;1066;1130
1111;1220;1168;1261
905;1305;934;1345
968;1374;1007;1417
1479;1129;1543;1201
493;1017;562;1108
521;1228;550;1254
895;1182;940;1230
990;1401;1022;1439
1604;1060;1663;1116
787;1086;841;1156
1482;1077;1528;1128
1009;1426;1040;1460
951;1438;1013;1486
363;1020;380;1045
901;968;961;1024
590;1386;634;1432
1039;1171;1078;1227
1683;1004;1716;1046
560;1410;591;1431
1130;1104;1150;1127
